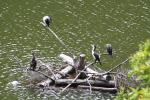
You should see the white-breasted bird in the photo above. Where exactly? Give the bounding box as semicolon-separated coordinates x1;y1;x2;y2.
42;16;52;27
106;44;112;57
91;44;102;65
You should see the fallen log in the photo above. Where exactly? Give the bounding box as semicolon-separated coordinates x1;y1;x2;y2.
55;79;115;88
78;85;117;93
59;53;74;66
86;67;99;77
38;65;75;87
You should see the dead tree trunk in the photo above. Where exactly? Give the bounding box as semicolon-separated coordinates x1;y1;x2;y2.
77;54;87;79
55;79;115;88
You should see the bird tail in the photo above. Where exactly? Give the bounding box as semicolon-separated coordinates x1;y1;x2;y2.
109;54;113;58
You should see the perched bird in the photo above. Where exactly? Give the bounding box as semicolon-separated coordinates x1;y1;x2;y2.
103;73;112;81
106;44;112;57
91;44;102;65
42;16;52;27
30;52;37;71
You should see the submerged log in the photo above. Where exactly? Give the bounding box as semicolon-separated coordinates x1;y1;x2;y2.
78;85;117;93
55;79;115;88
38;65;75;87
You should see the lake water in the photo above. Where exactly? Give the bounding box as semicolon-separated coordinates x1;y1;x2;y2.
0;0;150;99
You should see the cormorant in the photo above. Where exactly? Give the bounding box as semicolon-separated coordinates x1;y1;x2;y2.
42;16;52;27
91;44;102;65
106;44;112;57
30;52;37;71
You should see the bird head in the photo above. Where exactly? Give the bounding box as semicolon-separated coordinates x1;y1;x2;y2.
106;43;112;47
91;44;96;50
42;16;52;27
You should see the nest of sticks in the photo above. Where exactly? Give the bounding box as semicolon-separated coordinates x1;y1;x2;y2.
25;53;137;94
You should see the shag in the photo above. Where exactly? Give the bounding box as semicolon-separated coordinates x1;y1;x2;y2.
104;73;111;81
30;52;37;71
91;44;102;65
106;44;112;57
42;16;52;27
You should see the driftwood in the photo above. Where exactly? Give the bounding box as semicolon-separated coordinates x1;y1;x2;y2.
78;85;117;93
55;79;115;88
38;65;75;87
60;61;95;93
59;54;74;66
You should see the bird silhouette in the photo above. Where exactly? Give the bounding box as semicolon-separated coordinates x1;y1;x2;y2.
42;16;52;27
91;44;102;65
30;52;37;71
106;44;112;57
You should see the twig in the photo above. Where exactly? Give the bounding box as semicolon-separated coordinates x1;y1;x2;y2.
115;69;119;88
38;60;57;79
104;57;131;74
81;71;127;77
12;55;23;67
60;62;95;93
34;70;55;81
86;76;92;94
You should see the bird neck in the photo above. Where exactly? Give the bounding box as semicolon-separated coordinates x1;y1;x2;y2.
92;48;95;55
92;47;96;52
32;53;36;60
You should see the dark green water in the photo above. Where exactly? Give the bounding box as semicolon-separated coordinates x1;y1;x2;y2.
0;0;150;99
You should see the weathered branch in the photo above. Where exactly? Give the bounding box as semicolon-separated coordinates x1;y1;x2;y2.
55;79;115;87
59;54;74;66
35;70;54;81
38;65;75;87
60;62;94;93
106;57;131;73
78;85;117;93
38;60;57;79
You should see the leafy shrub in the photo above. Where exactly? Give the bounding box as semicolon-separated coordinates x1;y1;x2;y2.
115;40;150;100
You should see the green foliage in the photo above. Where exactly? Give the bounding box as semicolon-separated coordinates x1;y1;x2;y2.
129;40;150;83
114;88;128;100
115;40;150;100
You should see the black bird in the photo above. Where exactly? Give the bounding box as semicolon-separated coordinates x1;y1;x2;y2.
42;16;52;27
106;44;112;57
91;44;102;65
103;73;112;81
30;52;37;71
